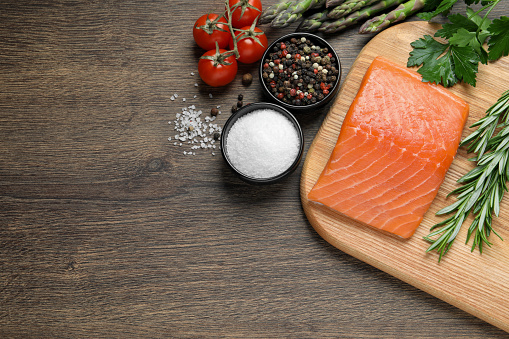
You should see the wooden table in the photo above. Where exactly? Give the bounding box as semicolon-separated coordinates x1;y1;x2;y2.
1;1;508;337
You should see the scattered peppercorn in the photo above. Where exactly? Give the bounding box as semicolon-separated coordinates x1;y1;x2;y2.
232;105;238;113
242;73;253;86
238;94;243;101
262;37;339;106
237;100;243;108
210;108;219;116
213;132;220;141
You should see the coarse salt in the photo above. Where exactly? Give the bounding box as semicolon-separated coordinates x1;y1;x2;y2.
225;109;300;179
168;99;222;156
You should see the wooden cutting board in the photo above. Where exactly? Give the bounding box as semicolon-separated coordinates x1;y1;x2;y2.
300;21;509;332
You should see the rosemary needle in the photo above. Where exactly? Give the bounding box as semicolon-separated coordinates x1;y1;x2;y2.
425;89;509;261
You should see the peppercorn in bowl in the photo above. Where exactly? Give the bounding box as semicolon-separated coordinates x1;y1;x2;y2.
259;33;341;112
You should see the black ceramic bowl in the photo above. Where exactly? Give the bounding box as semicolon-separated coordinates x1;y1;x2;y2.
220;102;304;185
259;32;341;112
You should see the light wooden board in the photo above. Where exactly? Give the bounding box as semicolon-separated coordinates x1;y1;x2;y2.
300;21;509;333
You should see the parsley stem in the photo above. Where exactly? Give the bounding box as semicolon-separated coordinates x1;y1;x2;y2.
469;0;500;36
468;0;499;19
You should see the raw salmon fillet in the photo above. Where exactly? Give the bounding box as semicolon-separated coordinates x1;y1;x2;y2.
308;56;469;239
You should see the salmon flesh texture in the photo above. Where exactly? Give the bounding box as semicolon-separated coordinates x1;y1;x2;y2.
308;56;469;239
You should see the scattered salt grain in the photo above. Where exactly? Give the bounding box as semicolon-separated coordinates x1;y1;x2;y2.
170;96;175;101
182;98;186;102
194;83;198;87
191;72;195;76
209;93;213;98
225;109;300;179
168;101;222;156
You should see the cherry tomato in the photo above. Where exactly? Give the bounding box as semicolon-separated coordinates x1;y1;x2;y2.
198;49;238;87
229;27;267;64
228;0;262;28
193;14;231;51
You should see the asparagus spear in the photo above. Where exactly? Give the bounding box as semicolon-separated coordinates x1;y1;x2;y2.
359;0;426;33
271;12;303;28
258;0;294;24
296;8;330;32
271;0;326;28
319;0;405;33
326;0;347;7
327;0;381;19
312;0;328;8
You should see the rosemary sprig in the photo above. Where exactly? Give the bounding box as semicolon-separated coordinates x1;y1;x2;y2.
425;89;509;260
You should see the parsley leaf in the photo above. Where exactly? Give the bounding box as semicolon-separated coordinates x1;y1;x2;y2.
408;35;458;86
408;35;448;67
449;27;489;64
449;27;478;46
435;14;478;39
466;7;491;33
488;16;509;60
417;0;458;21
408;0;505;88
436;11;491;65
450;45;480;86
420;52;458;87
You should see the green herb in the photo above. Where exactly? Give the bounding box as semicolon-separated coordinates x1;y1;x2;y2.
425;90;509;260
407;0;509;87
358;0;428;34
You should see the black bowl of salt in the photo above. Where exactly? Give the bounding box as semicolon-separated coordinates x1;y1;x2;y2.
220;102;304;185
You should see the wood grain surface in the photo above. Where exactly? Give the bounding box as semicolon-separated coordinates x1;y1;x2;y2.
1;1;508;338
301;20;509;333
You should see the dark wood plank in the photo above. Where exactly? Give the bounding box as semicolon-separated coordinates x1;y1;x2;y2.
1;0;508;337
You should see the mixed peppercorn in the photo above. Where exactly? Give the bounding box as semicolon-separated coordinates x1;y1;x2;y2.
261;36;339;106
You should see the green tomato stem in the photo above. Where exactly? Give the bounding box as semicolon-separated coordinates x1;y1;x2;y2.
225;0;240;59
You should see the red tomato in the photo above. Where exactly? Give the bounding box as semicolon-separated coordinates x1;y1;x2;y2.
228;0;262;28
229;27;267;64
193;14;231;51
198;49;238;87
